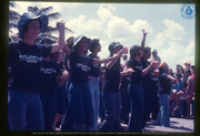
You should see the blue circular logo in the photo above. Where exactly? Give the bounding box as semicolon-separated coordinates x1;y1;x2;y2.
180;3;196;19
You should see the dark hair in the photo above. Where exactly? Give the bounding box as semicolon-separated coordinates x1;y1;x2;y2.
159;66;166;77
73;37;89;54
50;52;59;61
129;45;141;60
144;46;151;53
89;39;99;52
176;73;182;79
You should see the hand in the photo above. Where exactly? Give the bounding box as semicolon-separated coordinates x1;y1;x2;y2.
141;29;148;35
57;20;65;31
123;47;129;54
127;68;134;75
62;70;69;76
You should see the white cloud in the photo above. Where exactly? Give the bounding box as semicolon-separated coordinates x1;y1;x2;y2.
162;19;186;41
105;18;153;42
97;5;115;22
148;19;194;71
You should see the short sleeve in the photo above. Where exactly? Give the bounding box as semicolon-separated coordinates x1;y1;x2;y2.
37;44;52;57
126;60;133;67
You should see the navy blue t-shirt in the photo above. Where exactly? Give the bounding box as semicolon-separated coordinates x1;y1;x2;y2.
9;41;52;92
158;73;171;94
141;57;151;86
39;61;61;93
87;54;100;77
69;50;93;83
103;60;122;93
127;59;143;84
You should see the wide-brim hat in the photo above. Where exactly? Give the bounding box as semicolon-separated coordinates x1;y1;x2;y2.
73;35;91;48
108;42;123;52
151;49;158;53
18;12;49;39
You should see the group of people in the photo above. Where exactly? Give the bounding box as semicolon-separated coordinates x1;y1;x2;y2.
8;11;195;132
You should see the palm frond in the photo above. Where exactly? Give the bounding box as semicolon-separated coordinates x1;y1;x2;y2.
9;1;15;7
38;6;53;15
9;22;18;29
9;10;21;20
47;12;61;20
40;34;58;40
42;26;74;33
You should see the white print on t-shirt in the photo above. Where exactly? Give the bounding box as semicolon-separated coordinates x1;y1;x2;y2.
135;65;143;70
76;63;91;72
19;55;42;63
41;68;57;74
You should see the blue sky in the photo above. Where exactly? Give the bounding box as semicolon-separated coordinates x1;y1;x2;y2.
10;1;195;72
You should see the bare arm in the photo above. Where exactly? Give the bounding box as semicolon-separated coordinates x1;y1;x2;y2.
121;65;135;76
51;21;66;53
141;29;148;54
105;48;126;70
167;75;176;82
57;71;69;87
142;61;154;75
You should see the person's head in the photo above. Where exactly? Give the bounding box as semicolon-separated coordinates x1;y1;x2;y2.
185;69;191;77
66;36;74;49
191;65;195;74
50;52;59;62
129;45;142;61
89;39;101;53
176;64;181;73
151;49;158;57
18;12;48;40
159;62;169;75
73;35;91;54
175;73;182;81
122;55;128;61
143;46;151;59
108;42;123;56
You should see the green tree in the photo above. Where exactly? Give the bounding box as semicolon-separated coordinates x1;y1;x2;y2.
9;1;21;32
27;6;73;43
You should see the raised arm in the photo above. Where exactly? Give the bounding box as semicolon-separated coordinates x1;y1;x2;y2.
141;29;148;54
93;47;127;65
51;21;66;53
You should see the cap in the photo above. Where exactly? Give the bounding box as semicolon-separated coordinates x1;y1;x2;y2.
73;35;91;49
152;49;158;53
18;12;49;39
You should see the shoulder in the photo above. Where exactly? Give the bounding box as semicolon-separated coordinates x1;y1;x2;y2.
37;43;51;50
9;41;20;48
69;50;77;58
161;73;168;78
127;59;133;65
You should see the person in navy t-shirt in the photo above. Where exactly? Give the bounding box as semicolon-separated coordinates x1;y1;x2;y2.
8;12;66;130
123;30;156;132
61;35;127;131
86;39;102;131
39;51;67;130
140;47;152;128
156;62;176;127
99;42;131;131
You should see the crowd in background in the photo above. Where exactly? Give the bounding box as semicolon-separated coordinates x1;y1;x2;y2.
8;11;195;132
